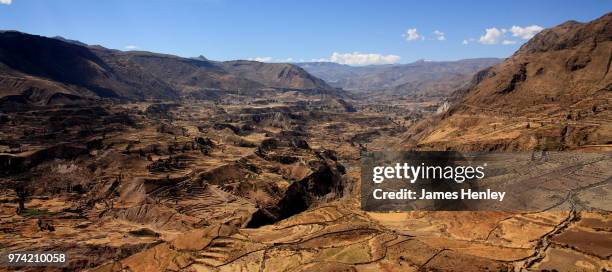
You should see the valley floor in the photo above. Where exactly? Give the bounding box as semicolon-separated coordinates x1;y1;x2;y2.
0;93;610;271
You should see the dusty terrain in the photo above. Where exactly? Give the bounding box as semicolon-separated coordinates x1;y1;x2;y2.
1;89;610;271
0;12;611;272
0;90;405;270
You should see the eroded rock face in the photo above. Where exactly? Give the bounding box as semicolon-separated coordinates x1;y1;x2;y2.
247;159;344;228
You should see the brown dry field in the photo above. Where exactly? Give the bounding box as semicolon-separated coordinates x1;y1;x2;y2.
0;91;610;272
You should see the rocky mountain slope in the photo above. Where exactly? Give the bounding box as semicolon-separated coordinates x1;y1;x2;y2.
298;58;500;98
0;31;333;106
406;12;612;151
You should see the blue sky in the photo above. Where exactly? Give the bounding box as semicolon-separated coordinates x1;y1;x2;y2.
1;0;610;65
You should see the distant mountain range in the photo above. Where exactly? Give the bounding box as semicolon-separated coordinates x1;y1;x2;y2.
0;31;333;106
297;58;501;98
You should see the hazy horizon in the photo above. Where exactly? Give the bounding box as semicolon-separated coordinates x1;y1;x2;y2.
1;29;509;66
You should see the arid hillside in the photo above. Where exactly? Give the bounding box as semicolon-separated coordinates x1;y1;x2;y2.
406;12;612;151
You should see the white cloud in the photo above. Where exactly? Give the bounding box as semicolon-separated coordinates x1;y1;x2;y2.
476;24;543;45
248;56;273;62
462;40;469;45
433;30;446;41
0;0;11;5
248;57;294;63
403;28;423;41
125;45;138;50
478;27;504;45
251;53;401;65
510;25;544;39
319;52;400;65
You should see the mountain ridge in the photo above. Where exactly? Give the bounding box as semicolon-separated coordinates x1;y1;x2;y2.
0;31;334;106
